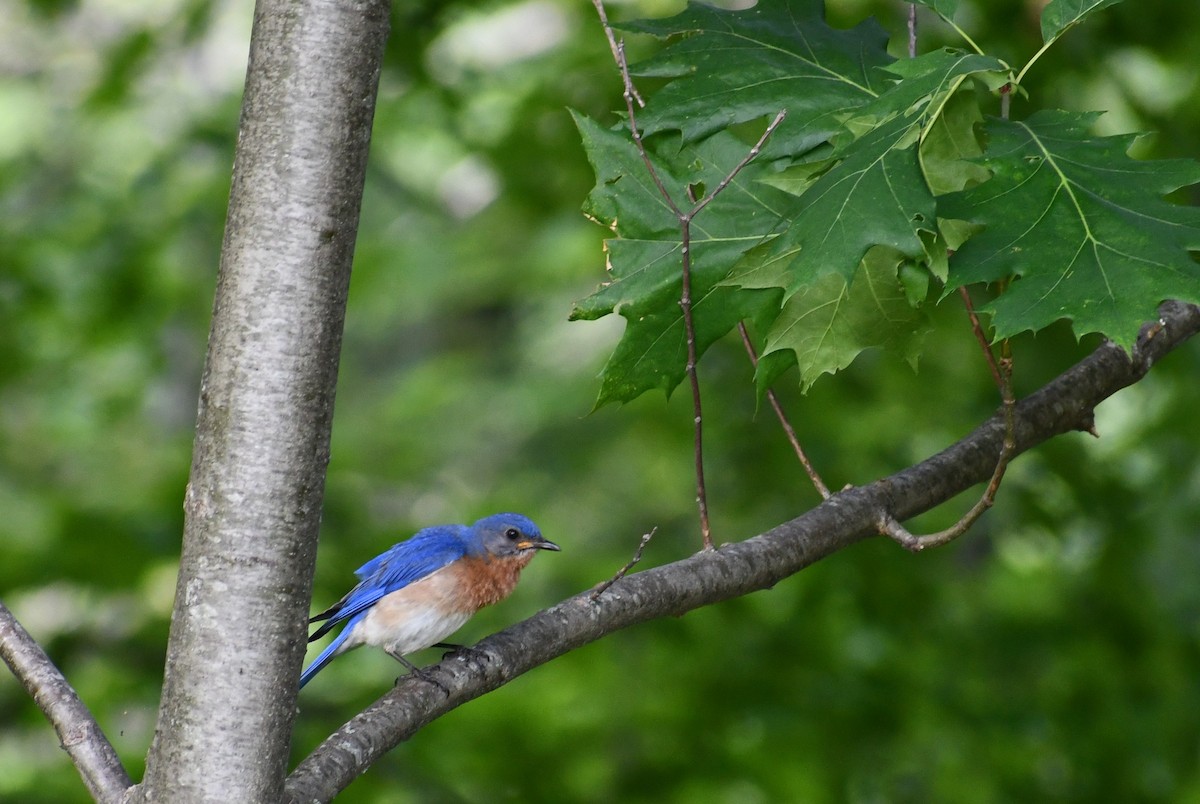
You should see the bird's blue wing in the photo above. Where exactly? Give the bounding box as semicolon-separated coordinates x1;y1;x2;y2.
308;526;468;639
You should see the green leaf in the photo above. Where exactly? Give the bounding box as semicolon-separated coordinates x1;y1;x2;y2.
755;150;835;199
755;112;933;286
622;0;894;157
941;111;1200;348
570;112;799;405
898;260;933;306
756;247;931;392
919;90;990;196
591;283;781;405
1040;0;1125;44
737;49;1005;292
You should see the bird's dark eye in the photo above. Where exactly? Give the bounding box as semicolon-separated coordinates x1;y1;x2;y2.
505;528;521;540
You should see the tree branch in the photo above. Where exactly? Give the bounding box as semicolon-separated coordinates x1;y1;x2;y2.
0;601;132;803
285;301;1200;802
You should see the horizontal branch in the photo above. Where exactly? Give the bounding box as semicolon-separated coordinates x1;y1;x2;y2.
0;601;132;803
285;301;1200;803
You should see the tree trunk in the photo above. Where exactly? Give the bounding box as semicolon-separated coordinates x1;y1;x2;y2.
137;0;390;799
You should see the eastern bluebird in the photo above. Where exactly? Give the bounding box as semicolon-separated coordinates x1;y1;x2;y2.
299;513;558;689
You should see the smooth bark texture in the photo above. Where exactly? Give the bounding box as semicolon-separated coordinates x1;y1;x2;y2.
285;302;1200;802
137;0;390;800
0;602;131;802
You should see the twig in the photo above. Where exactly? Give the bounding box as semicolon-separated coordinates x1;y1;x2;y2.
589;0;643;108
880;290;1018;551
596;0;785;550
687;110;785;219
737;323;830;498
608;39;707;546
612;42;678;213
0;600;132;803
879;398;1014;552
880;366;1016;551
958;287;1003;389
907;3;918;58
591;528;657;600
679;108;787;550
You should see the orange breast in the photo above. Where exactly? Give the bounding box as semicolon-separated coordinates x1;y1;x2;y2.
443;553;536;611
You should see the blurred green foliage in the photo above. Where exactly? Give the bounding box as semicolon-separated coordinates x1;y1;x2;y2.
1;0;1198;801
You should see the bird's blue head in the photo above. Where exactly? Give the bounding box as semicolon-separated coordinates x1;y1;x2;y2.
470;513;559;557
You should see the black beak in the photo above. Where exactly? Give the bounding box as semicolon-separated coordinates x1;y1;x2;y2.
517;537;560;551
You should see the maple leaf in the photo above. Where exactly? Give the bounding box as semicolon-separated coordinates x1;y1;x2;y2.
1040;0;1125;44
941;111;1200;348
573;0;1194;402
736;49;1006;293
569;113;798;405
622;0;893;157
751;247;932;392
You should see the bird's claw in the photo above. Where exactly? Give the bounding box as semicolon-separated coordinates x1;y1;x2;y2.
394;665;451;697
436;642;488;665
388;650;451;696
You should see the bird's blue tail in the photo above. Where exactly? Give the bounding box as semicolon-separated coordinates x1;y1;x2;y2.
299;622;356;689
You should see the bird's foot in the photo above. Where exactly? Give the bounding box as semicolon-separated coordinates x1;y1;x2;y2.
433;641;488;665
388;651;450;697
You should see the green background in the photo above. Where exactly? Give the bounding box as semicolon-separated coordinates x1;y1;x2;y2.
2;0;1198;801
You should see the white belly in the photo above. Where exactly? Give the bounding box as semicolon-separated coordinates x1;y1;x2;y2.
355;601;473;657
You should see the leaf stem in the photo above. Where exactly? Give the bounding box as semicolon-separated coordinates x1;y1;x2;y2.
941;16;985;56
1015;35;1059;88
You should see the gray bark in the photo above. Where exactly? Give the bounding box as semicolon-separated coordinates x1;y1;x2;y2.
0;602;131;802
136;0;390;800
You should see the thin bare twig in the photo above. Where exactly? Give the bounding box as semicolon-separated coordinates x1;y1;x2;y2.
613;42;679;214
595;0;785;550
678;221;712;548
589;0;644;108
678;109;786;550
0;601;132;803
688;110;786;220
591;528;657;600
608;38;707;546
880;290;1018;551
907;3;918;58
737;323;831;498
880;399;1015;551
958;287;1004;389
